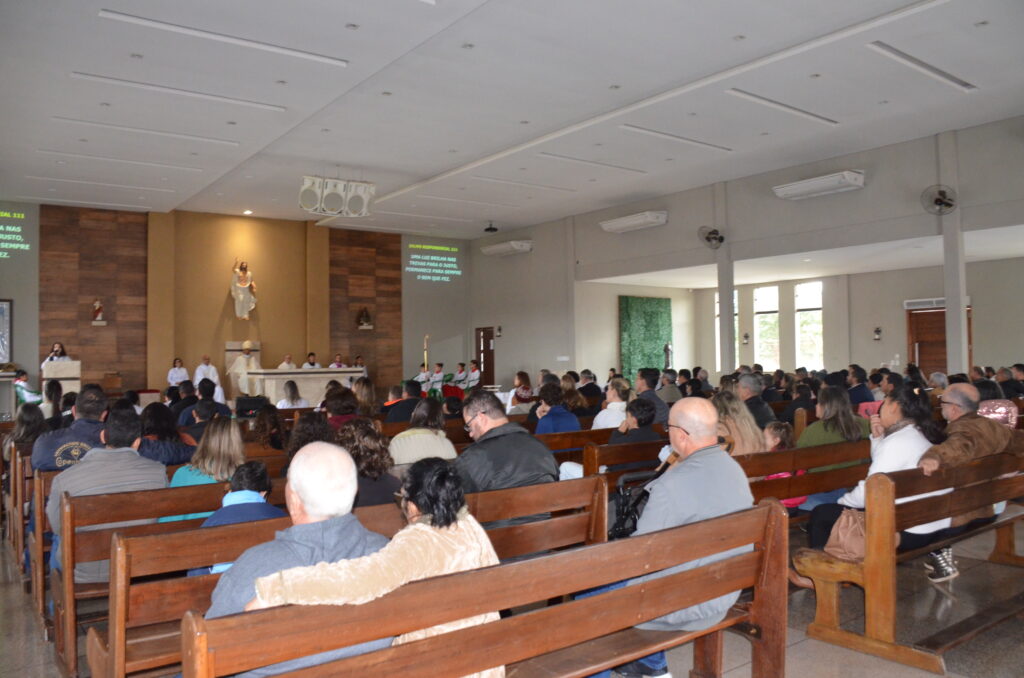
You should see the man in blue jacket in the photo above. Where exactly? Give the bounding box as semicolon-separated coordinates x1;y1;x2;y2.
32;384;107;471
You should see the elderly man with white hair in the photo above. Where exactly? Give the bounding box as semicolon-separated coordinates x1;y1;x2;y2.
737;372;777;429
206;442;391;676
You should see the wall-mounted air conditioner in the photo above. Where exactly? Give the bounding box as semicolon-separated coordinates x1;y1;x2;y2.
480;240;533;257
599;210;668;233
772;171;865;200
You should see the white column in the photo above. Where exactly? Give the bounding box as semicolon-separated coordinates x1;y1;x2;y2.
937;131;968;373
713;182;735;374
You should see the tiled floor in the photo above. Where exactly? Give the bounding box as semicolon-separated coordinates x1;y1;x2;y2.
1;520;1022;677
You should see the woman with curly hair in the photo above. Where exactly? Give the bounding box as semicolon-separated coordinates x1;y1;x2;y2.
285;412;335;460
252;404;284;450
336;418;401;507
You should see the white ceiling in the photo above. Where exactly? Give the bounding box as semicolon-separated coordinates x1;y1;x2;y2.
591;223;1024;289
2;0;1024;239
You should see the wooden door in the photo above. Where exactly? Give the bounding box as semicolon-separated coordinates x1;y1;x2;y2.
475;327;495;388
906;308;972;375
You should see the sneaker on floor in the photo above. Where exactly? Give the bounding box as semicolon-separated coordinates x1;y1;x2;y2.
925;547;959;583
615;658;672;678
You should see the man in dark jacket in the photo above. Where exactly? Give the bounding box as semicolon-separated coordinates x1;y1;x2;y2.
170;380;198;421
609;398;663;445
636;368;669;425
577;369;603;400
183;399;217;443
456;390;557;494
176;378;232;426
737;374;777;430
207;442;390;675
383;380;423;423
846;365;874;407
32;384;108;471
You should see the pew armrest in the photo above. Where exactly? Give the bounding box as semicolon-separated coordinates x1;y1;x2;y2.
792;547;864;586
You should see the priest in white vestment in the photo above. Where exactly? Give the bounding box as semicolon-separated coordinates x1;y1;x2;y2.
194;355;226;404
227;340;261;397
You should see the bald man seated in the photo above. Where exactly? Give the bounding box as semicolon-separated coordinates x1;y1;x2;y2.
206;442;391;676
609;397;754;678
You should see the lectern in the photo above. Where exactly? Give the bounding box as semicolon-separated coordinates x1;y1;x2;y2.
42;360;81;395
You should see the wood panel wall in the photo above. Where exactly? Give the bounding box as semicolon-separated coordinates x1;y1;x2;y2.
329;229;402;389
40;206;147;389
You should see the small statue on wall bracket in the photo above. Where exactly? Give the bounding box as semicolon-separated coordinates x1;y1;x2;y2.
358;307;373;331
92;298;107;326
663;342;672;370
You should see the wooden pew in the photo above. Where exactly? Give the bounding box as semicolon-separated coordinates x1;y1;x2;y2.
51;478;287;677
793;453;1024;674
580;440;666;486
179;500;788;678
241;441;285;458
87;476;607;678
737;439;871;522
28;469;59;625
7;444;32;568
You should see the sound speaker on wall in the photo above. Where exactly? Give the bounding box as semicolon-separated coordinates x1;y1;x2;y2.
298;175;324;211
343;180;376;217
321;179;347;215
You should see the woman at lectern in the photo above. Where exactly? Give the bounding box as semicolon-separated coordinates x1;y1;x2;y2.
40;341;71;373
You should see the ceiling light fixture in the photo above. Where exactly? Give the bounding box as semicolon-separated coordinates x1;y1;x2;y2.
772;170;865;200
243;210;253;215
345;23;359;30
599;210;668;233
461;43;474;49
381;91;392;96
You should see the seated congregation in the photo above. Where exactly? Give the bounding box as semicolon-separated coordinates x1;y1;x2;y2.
2;358;1024;677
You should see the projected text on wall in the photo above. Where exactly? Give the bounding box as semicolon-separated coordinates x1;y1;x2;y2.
404;243;462;282
0;209;30;259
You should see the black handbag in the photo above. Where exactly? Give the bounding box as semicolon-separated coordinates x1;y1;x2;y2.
608;468;664;540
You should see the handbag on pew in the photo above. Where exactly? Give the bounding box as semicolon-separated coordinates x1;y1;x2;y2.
824;508;900;562
608;468;663;540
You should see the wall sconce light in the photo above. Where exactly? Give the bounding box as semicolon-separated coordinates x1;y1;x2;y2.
873;327;882;341
496;325;502;337
742;332;750;345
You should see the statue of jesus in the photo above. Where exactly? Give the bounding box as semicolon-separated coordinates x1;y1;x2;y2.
231;259;257;320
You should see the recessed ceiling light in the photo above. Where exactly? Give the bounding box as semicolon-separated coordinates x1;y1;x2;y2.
78;138;88;142
461;43;474;49
321;128;330;133
974;20;989;27
345;23;359;30
56;160;66;165
190;152;199;156
130;53;144;59
275;79;287;85
227;121;237;125
593;142;603;147
802;258;811;262
878;100;889;105
243;209;253;215
665;157;673;162
760;131;771;136
733;34;746;41
809;73;821;78
588;178;597;182
99;102;111;107
448;148;458;153
688;112;697;117
381;91;392;96
244;174;254;179
520;120;530;124
609;84;621;90
518;167;526;171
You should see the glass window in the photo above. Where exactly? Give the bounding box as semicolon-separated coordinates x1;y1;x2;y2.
795;281;824;370
754;286;779;371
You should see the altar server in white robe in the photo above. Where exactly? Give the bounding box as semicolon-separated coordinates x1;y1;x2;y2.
466;360;481;389
227;340;261;397
194;355;225;403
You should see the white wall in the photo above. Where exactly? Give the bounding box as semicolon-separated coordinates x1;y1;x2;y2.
467;217;575;388
573;281;695;381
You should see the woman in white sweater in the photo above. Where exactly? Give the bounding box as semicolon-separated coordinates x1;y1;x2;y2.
591;378;631;429
798;382;953;582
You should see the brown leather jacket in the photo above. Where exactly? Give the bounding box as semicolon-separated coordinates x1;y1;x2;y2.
920;413;1024;526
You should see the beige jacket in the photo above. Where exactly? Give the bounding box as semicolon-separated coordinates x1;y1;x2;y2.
256;509;502;677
